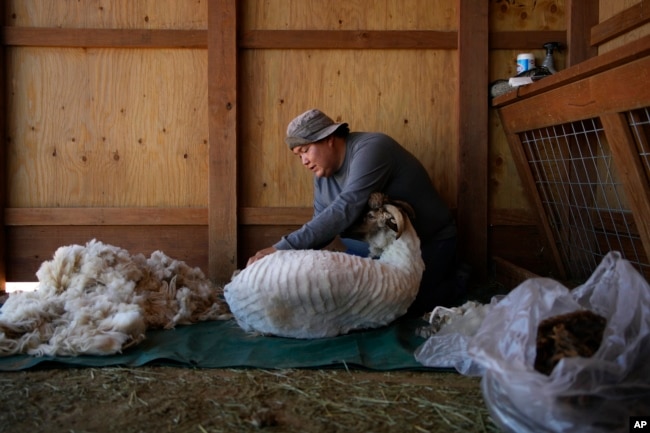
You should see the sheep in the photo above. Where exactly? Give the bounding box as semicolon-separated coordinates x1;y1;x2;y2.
224;192;425;339
0;239;231;357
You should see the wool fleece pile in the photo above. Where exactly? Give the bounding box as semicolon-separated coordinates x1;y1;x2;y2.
0;240;231;357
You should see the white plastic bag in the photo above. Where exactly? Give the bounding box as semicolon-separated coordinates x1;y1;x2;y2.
417;252;650;432
414;299;500;376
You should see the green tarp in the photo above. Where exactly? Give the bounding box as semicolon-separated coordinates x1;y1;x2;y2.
0;317;435;371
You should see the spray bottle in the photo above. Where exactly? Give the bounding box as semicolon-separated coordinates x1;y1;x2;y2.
542;42;562;74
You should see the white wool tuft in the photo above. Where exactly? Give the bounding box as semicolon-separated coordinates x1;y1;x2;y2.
0;239;231;357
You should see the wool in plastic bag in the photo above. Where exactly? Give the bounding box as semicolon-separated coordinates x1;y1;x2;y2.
416;251;650;432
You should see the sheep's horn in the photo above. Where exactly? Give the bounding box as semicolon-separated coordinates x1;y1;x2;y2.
384;204;405;239
389;199;415;221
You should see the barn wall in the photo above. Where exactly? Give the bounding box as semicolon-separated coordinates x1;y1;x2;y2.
237;0;460;265
2;0;643;289
3;1;210;282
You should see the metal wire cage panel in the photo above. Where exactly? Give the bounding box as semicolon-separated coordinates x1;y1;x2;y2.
494;43;650;283
520;112;650;281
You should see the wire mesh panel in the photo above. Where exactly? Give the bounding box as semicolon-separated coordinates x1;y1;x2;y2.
520;117;650;281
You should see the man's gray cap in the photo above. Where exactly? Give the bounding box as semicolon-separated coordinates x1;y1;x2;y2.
285;109;347;149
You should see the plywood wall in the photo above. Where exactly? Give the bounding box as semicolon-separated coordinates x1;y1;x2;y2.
7;47;208;208
239;0;458;209
239;0;456;31
6;1;208;209
239;49;458;208
4;0;211;282
7;0;207;29
4;0;642;285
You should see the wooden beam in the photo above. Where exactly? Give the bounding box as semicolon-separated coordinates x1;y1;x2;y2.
457;0;489;280
601;113;650;262
496;55;650;133
2;27;572;52
2;27;207;48
0;9;5;291
208;0;238;283
492;34;650;107
4;207;316;227
239;207;312;226
488;31;566;50
496;127;567;280
591;1;650;47
4;208;208;226
492;256;540;289
566;0;599;66
239;30;457;49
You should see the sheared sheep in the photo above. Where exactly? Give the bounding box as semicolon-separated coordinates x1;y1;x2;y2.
224;192;425;339
0;239;231;357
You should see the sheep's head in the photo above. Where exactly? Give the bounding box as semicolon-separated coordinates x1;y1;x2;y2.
366;192;415;236
353;193;415;257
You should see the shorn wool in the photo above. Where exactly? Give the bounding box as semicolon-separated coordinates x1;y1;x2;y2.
0;239;230;357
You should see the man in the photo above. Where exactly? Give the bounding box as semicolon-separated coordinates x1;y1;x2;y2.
248;108;463;315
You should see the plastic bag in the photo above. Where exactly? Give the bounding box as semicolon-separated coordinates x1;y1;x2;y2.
414;299;500;376
416;251;650;433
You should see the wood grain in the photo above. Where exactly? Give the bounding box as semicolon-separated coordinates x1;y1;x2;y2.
6;47;208;208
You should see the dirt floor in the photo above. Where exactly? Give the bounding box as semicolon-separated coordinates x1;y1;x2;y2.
0;366;499;433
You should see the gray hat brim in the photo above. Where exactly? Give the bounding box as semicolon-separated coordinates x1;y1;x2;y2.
285;123;347;149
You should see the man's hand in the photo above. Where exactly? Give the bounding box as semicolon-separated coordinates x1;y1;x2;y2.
247;246;278;267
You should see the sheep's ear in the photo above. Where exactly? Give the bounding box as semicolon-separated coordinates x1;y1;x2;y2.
384;204;405;239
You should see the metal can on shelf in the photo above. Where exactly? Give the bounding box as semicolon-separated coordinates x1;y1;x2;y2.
516;53;535;74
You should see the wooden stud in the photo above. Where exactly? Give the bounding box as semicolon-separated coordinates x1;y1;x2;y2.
566;0;599;66
208;0;238;283
0;1;6;290
457;0;489;279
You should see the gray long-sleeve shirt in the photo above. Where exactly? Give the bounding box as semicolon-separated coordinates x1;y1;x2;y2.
274;132;456;251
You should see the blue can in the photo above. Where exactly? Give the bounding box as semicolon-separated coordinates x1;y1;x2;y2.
517;53;535;74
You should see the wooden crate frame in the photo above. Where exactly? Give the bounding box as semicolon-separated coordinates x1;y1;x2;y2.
493;35;650;281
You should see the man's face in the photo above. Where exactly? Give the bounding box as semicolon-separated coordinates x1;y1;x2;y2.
291;136;339;178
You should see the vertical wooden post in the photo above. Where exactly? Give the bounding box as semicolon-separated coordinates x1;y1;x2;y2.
208;0;238;283
0;1;7;290
566;0;599;66
457;1;489;280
